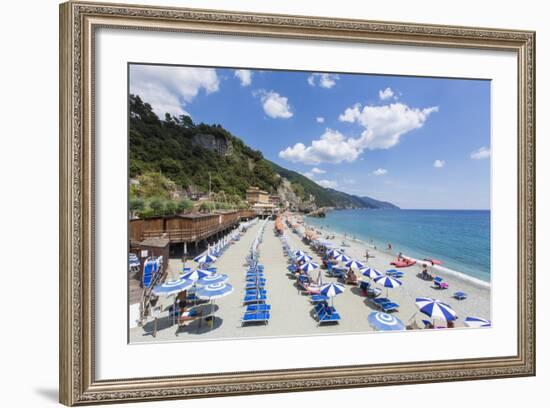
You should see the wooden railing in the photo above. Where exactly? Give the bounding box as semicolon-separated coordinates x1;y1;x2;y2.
132;210;258;243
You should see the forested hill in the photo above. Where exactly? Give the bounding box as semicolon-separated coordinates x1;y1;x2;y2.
129;94;398;209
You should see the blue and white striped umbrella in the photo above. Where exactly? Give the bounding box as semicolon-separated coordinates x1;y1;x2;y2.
333;253;351;262
345;260;365;270
196;282;234;300
296;254;313;262
197;273;228;286
415;297;457;321
293;250;306;257
129;253;140;267
320;282;345;298
300;261;319;273
464;316;491;328
374;275;402;288
181;269;213;281
368;311;405;331
360;267;382;279
326;249;341;258
151;277;193;297
194;254;218;264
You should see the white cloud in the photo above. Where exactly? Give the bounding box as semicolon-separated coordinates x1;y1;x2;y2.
379;87;394;100
129;65;220;117
470;147;491;160
303;172;314;180
234;69;252;86
282;102;438;165
433;159;445;168
256;90;293;119
317;179;338;188
311;167;326;174
338;104;361;122
372;168;388;176
316;116;325;123
307;73;339;89
279;129;362;165
338;102;439;150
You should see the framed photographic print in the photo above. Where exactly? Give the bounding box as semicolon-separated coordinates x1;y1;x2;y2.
59;1;536;405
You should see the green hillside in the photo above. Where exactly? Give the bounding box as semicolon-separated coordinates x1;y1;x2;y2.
129;94;398;210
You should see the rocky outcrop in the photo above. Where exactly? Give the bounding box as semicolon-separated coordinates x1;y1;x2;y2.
192;133;233;156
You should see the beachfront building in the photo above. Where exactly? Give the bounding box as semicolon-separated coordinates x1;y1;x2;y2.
246;186;270;205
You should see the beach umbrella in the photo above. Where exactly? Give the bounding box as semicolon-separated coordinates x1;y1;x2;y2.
197;273;228;287
368;311;405;331
415;297;457;322
326;249;341;258
181;269;213;281
300;261;319;273
333;253;351;262
374;275;402;288
296;254;313;262
194;254;217;264
293;249;306;257
345;260;365;270
151;277;193;297
129;253;140;268
361;267;382;280
320;282;345;306
196;282;234;330
464;316;491;328
374;275;402;297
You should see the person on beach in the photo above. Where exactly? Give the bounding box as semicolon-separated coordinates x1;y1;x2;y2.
421;264;433;280
388;243;392;251
345;268;358;285
397;252;403;261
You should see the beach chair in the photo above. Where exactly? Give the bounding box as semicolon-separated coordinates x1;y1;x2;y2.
247;276;266;282
310;294;329;303
433;276;449;289
379;302;399;312
245;289;267;296
246;304;271;312
454;291;468;300
243;294;267;304
370;297;400;312
334;268;346;279
245;282;266;290
386;269;405;278
315;304;341;325
241;311;270;325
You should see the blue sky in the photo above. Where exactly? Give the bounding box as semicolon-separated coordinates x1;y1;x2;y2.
130;64;491;210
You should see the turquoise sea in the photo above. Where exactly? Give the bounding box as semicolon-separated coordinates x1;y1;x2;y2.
306;209;491;282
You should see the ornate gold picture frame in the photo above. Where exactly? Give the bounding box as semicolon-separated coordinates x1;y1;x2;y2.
59;1;535;405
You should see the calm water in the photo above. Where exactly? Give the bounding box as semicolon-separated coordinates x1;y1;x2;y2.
306;209;491;282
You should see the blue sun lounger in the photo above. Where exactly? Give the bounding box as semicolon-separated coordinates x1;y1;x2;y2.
310;294;329;303
314;303;341;324
246;276;266;283
242;311;270;325
454;291;468;300
246;303;271;312
370;297;399;312
243;294;267;304
245;283;266;291
386;269;405;278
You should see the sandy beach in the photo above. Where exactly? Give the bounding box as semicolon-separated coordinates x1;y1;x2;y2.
129;214;490;343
